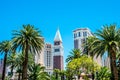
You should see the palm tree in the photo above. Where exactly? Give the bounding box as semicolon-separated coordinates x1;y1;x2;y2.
96;67;111;80
90;24;119;80
84;36;97;56
59;70;65;80
7;53;16;77
65;68;74;80
28;63;50;80
66;49;82;63
12;24;44;80
7;53;34;80
85;36;98;80
66;49;83;80
0;40;12;80
53;69;60;80
7;53;24;80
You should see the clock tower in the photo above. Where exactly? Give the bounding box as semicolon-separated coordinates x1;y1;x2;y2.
53;29;64;70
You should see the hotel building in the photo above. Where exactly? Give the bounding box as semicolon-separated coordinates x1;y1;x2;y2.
73;28;102;66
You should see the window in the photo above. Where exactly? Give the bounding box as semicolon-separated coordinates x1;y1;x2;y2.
78;32;81;37
54;49;60;52
74;33;76;38
75;33;77;37
47;45;51;48
46;51;51;67
54;42;60;45
83;32;87;37
74;40;78;49
74;33;77;38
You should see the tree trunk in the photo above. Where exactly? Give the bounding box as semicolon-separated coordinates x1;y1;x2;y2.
55;72;58;80
22;44;28;80
110;48;118;80
61;74;64;80
78;75;80;80
18;72;21;80
2;53;7;80
10;65;14;76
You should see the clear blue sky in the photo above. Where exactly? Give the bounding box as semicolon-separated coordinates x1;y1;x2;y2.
0;0;120;66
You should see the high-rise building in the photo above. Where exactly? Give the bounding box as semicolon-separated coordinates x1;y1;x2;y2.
44;43;53;75
73;28;93;51
73;28;102;66
53;29;64;70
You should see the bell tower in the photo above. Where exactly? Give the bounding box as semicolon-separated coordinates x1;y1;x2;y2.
53;29;64;70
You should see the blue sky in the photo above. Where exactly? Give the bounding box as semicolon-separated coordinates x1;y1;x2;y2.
0;0;120;66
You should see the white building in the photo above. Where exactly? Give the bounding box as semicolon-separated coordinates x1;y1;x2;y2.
73;28;93;51
73;28;102;66
44;43;53;75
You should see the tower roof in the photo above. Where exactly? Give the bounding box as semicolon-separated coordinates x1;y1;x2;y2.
54;29;62;42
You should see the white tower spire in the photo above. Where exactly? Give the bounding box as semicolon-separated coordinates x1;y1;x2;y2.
54;28;62;42
53;28;64;70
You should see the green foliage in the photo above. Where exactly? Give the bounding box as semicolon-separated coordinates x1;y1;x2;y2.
66;49;82;62
0;40;12;54
12;24;44;79
28;63;50;80
12;24;44;54
67;55;100;73
96;67;111;80
66;55;100;80
7;53;34;79
0;40;12;80
65;68;75;80
89;24;119;80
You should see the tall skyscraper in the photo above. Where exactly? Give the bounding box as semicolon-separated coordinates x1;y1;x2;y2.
53;29;64;70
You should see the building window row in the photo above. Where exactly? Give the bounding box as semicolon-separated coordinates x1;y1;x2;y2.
46;45;51;48
74;32;87;38
46;51;51;67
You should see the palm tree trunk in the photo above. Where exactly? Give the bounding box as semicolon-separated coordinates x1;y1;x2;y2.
18;72;21;80
10;65;14;76
61;74;64;80
22;44;29;80
78;75;80;80
110;49;118;80
2;53;7;80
